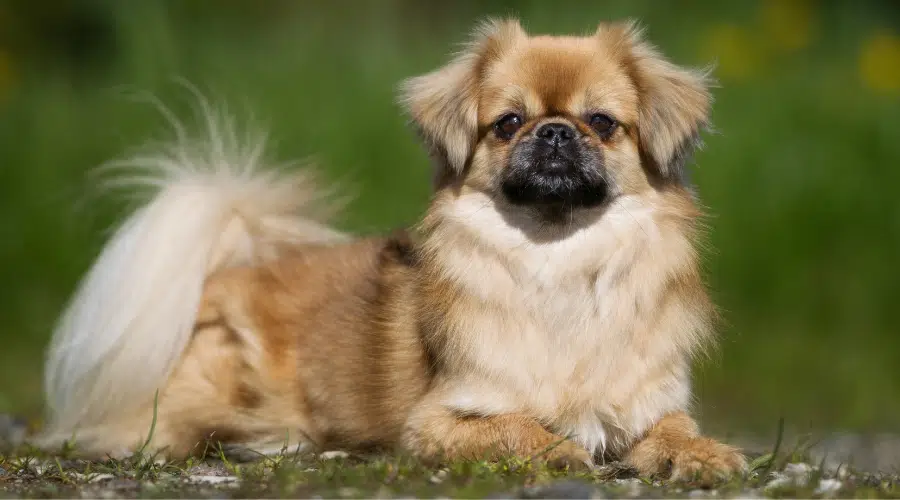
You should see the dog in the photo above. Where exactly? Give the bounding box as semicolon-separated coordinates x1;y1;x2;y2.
37;18;747;483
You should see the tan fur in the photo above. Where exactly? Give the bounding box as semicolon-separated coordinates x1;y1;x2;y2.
42;18;746;484
625;411;747;483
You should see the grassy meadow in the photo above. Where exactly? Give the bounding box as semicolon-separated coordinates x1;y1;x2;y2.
1;0;899;443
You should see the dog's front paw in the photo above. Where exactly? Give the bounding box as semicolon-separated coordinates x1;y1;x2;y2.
669;437;747;485
537;440;595;473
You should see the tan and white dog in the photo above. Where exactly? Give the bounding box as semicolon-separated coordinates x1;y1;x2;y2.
38;18;747;483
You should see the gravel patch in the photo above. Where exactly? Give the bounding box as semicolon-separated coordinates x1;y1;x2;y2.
319;450;351;460
2;415;900;498
733;431;900;473
1;454;898;498
188;474;240;485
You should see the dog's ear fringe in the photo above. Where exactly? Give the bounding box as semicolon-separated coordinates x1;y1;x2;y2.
396;17;525;179
601;18;718;182
467;17;526;55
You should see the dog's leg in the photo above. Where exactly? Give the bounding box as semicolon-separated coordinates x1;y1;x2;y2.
403;400;593;470
624;411;747;484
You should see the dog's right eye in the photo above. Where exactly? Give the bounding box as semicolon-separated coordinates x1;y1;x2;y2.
493;113;523;140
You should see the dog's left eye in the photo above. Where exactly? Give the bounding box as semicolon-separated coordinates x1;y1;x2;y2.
494;113;523;140
589;113;617;138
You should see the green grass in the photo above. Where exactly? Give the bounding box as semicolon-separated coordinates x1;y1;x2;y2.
1;0;900;438
2;436;899;499
0;403;897;497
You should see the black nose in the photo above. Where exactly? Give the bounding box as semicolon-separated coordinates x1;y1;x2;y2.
535;122;576;147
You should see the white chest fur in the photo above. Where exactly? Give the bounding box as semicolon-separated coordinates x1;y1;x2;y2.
429;191;701;457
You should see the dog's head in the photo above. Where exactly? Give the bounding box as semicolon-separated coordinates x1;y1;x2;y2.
401;19;712;220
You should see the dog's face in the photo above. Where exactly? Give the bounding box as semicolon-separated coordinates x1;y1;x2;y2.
480;34;637;211
401;19;711;219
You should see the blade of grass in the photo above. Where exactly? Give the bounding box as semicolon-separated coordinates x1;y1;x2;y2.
760;417;785;480
136;390;160;457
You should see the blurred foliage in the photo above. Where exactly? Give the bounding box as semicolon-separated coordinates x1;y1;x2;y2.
0;0;898;437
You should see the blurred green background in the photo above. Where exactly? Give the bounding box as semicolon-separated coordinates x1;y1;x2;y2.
0;0;898;438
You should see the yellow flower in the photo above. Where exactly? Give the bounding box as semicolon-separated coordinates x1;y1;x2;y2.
760;0;816;52
699;24;763;82
860;31;900;94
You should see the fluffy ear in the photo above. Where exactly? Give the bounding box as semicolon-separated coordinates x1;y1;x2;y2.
602;21;714;182
399;18;525;179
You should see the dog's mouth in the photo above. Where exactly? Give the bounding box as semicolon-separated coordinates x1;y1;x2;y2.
501;148;608;210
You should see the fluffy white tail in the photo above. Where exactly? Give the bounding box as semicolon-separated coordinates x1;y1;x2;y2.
42;107;347;439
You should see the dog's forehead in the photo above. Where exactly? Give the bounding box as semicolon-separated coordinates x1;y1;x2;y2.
482;35;636;117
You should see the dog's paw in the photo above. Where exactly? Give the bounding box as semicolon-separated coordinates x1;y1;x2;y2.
537;440;595;473
669;437;747;486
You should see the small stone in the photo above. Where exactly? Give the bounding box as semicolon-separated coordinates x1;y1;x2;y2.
784;462;813;478
429;469;448;484
765;472;794;490
33;461;50;476
836;464;851;480
71;472;116;483
186;463;229;476
189;474;239;485
319;450;349;460
815;478;843;496
766;462;817;490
